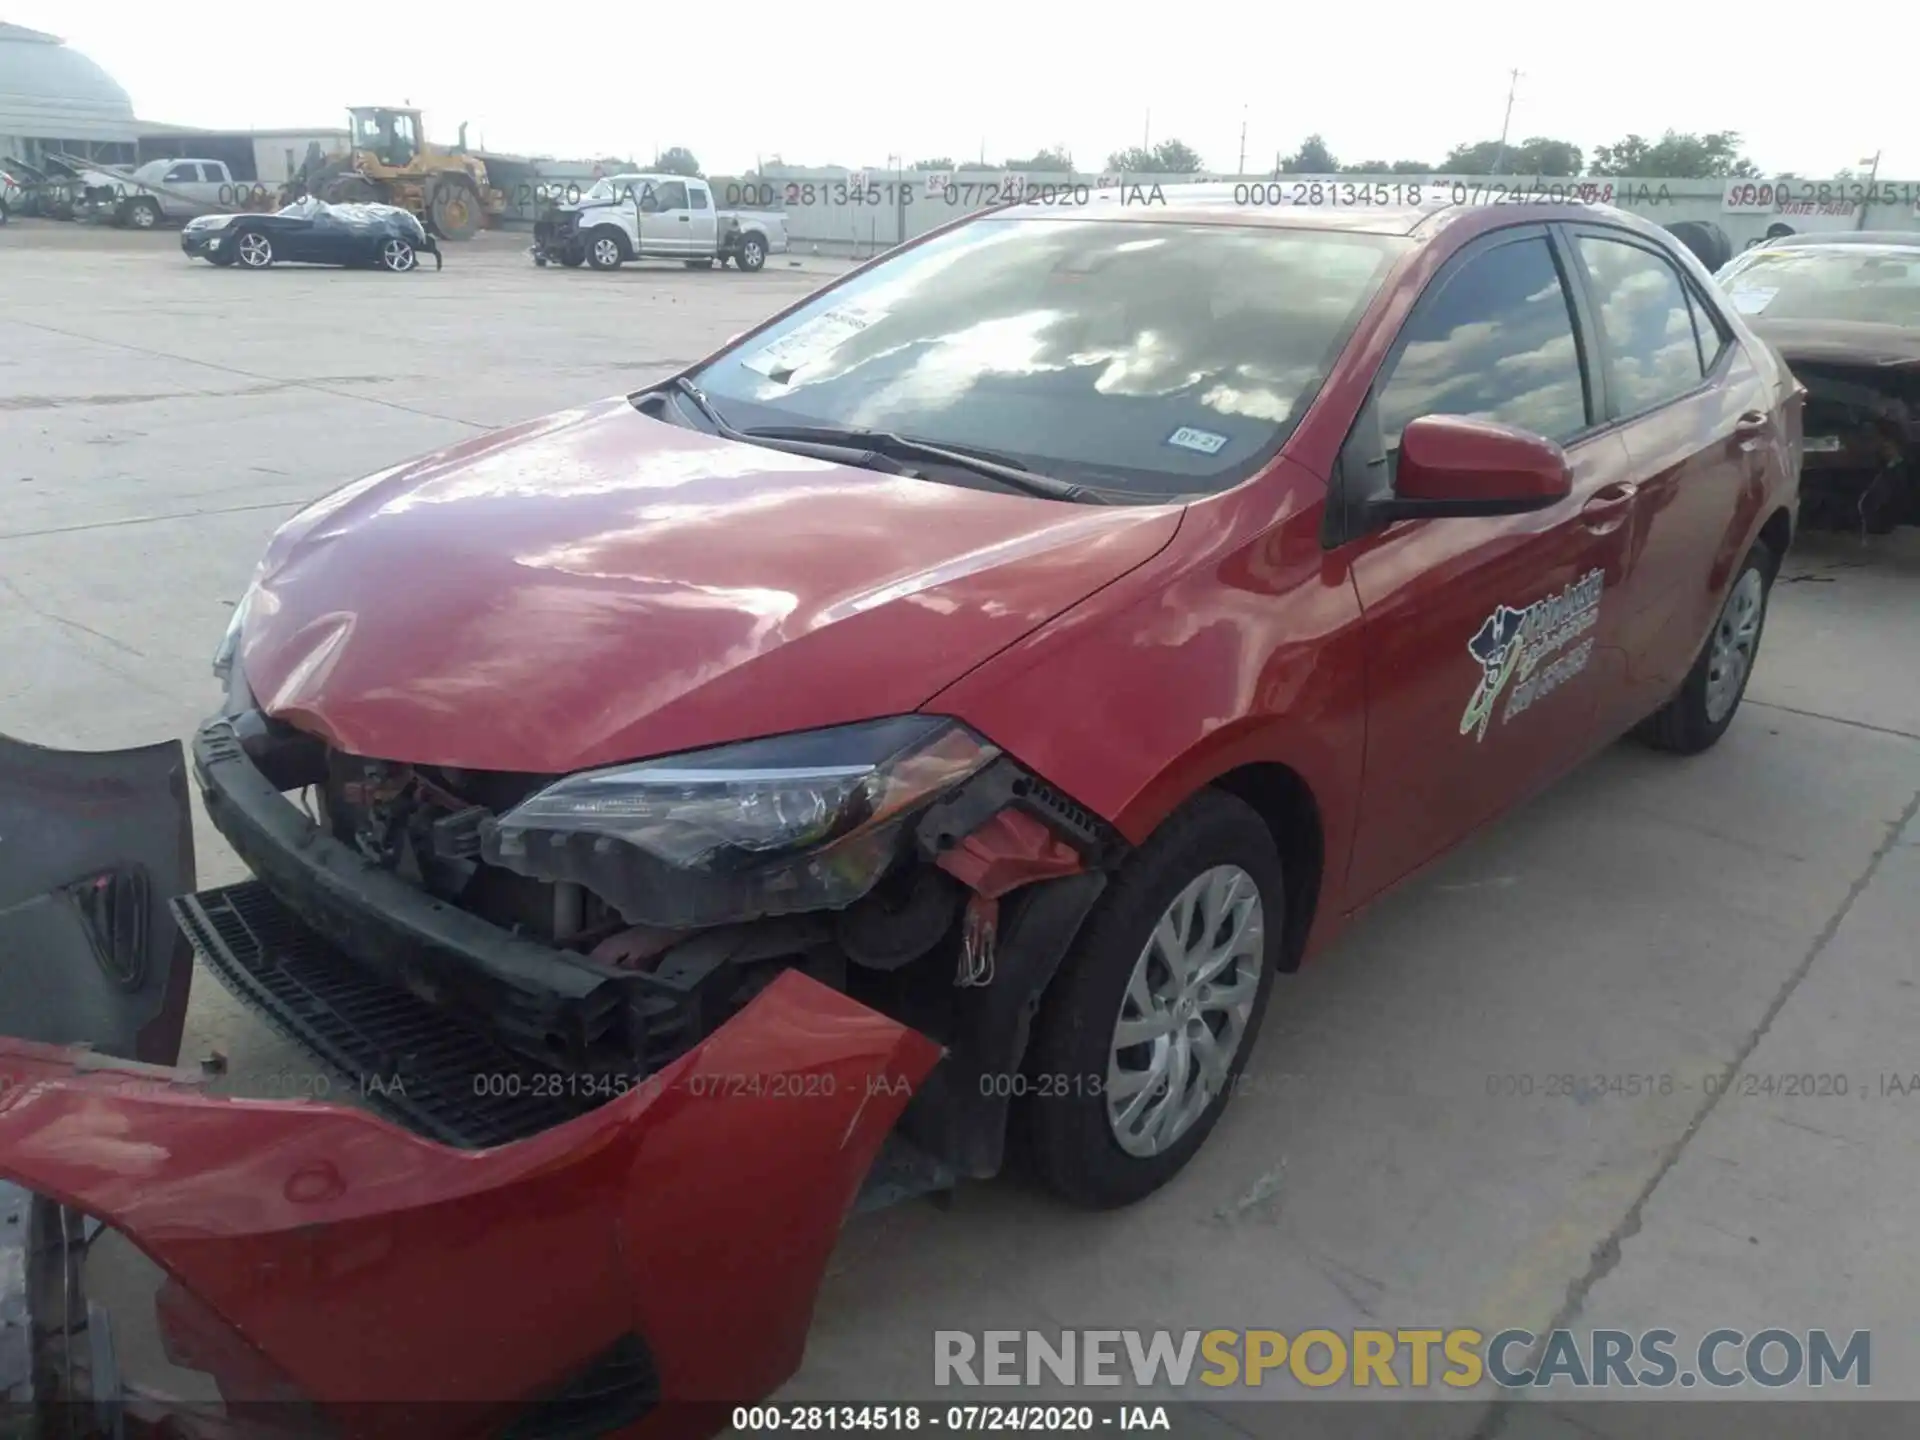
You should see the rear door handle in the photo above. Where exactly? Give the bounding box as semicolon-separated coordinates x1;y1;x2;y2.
1580;480;1638;534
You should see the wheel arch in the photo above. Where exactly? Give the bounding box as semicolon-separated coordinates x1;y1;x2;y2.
1207;762;1325;973
1758;504;1792;562
589;221;634;260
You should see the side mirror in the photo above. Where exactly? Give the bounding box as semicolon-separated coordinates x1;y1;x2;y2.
1368;414;1572;524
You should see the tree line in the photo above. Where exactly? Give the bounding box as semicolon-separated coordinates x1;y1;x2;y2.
644;130;1807;182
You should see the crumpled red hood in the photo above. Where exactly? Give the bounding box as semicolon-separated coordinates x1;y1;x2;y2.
241;398;1181;772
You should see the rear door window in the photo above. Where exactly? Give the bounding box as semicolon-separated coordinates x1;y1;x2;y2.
1374;235;1590;450
654;180;689;211
1576;235;1707;417
1685;284;1732;373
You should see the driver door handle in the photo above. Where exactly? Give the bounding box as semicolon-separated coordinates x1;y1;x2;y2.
1734;410;1771;451
1580;480;1638;535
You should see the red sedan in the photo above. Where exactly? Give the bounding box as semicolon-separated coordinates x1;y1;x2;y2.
1;189;1799;1433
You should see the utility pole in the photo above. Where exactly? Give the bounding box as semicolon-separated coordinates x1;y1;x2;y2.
1238;106;1247;176
1858;150;1881;229
1491;68;1520;175
1144;108;1151;152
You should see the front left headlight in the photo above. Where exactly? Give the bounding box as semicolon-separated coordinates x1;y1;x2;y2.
483;716;1000;930
210;583;256;683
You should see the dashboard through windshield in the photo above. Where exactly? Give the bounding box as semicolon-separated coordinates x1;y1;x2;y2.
686;217;1407;500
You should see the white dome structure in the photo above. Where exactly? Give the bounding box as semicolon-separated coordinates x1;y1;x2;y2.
0;22;137;148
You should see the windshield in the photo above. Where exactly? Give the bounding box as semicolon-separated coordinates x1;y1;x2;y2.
686;218;1406;499
1717;245;1920;326
587;176;644;202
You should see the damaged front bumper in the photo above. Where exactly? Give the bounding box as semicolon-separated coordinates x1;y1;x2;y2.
529;209;584;265
0;729;947;1436
182;707;1116;1181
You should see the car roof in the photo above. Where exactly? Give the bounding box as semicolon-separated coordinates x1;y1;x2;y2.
981;182;1667;246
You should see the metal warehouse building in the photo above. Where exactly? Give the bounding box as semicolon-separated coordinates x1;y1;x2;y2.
0;20;138;164
0;21;343;184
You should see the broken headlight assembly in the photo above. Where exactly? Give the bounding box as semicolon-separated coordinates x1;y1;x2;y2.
481;715;1000;930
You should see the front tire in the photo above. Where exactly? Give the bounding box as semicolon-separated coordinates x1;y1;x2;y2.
1635;540;1777;755
234;228;273;268
1024;790;1282;1209
379;237;417;272
124;198;161;230
585;229;625;270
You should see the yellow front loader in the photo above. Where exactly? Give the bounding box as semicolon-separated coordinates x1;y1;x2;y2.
294;107;503;241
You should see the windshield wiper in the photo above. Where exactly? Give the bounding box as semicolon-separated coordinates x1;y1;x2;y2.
741;424;1106;504
638;378;911;474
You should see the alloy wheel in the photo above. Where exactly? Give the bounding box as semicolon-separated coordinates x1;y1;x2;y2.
592;237;620;267
1704;568;1765;723
237;233;272;267
1107;864;1265;1157
382;239;415;272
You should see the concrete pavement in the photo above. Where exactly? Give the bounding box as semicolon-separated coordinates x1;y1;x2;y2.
3;221;1916;1433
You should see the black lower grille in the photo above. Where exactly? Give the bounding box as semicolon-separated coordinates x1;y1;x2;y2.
173;882;595;1147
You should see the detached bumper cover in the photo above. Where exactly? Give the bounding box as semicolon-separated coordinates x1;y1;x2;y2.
0;974;939;1432
3;730;944;1433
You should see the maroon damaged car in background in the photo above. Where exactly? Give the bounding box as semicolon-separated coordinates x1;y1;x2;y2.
1716;232;1920;533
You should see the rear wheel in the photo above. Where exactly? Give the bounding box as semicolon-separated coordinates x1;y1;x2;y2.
585;228;624;270
234;228;273;269
735;234;767;272
1635;540;1776;754
1023;790;1282;1209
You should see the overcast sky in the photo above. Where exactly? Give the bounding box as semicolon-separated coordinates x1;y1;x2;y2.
23;1;1920;178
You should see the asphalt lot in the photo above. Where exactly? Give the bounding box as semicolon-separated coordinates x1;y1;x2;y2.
4;219;1920;1434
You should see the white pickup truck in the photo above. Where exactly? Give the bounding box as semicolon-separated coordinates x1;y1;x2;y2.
530;173;788;272
80;158;272;228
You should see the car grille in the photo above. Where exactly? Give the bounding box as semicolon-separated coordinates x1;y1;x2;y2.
534;210;580;245
174;881;594;1147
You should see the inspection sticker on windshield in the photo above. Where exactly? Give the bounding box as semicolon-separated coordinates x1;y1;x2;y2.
1727;285;1778;315
741;306;881;380
1166;426;1229;455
